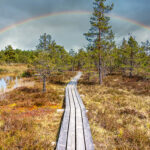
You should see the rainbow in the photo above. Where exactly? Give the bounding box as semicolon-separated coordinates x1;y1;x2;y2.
106;13;150;31
0;11;91;34
0;10;150;34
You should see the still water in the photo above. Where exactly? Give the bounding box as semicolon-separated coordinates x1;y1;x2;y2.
0;76;19;92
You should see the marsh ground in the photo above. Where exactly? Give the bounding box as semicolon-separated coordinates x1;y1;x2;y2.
0;64;28;78
78;72;150;150
1;68;149;150
0;70;75;150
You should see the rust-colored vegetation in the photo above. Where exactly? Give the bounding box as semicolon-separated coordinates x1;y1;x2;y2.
78;72;150;150
0;71;76;150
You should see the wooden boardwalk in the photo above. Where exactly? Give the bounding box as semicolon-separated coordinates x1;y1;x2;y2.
56;72;94;150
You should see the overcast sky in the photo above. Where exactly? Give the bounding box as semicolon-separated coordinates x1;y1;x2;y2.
0;0;150;51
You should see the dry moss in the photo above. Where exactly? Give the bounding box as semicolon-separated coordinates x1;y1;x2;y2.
78;72;150;150
0;71;76;149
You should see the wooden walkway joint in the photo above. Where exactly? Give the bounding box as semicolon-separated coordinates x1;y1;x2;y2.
56;72;94;150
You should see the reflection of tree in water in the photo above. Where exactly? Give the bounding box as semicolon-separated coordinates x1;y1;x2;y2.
0;76;19;92
0;78;7;92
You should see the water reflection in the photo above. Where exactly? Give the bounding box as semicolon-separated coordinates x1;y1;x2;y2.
0;76;19;92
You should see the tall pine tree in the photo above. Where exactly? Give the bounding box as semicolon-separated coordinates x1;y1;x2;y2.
128;36;139;77
84;0;113;84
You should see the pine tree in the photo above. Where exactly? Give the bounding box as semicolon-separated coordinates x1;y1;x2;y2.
128;36;139;77
76;49;87;70
69;49;76;71
36;33;55;51
103;30;115;75
119;38;129;75
34;52;55;92
84;0;113;84
4;45;17;63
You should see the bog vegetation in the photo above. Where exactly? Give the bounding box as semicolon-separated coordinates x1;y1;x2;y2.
78;72;150;150
0;71;76;149
0;0;149;149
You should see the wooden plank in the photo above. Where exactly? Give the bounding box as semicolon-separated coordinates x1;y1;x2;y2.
74;73;95;150
71;87;85;150
74;87;86;111
57;72;94;150
67;85;76;150
65;87;70;109
82;110;95;150
56;109;70;150
56;88;70;150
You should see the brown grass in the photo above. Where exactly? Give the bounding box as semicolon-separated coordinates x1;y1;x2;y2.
78;72;150;150
0;109;62;150
0;71;76;149
0;64;28;77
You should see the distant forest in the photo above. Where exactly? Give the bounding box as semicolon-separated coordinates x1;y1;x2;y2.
0;33;150;79
0;0;150;83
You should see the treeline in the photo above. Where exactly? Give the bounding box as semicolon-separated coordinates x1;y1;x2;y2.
74;37;150;79
0;45;38;64
0;34;150;79
0;0;150;85
0;35;74;71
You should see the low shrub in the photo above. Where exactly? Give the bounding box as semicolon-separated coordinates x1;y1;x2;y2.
22;69;34;77
0;68;8;74
78;72;150;150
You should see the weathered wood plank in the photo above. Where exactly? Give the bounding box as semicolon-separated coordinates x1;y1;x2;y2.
71;87;85;150
74;73;94;150
56;87;70;150
67;85;76;150
74;87;86;111
56;72;94;150
82;110;94;150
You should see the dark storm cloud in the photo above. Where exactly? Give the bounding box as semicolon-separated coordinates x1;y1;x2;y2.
1;0;150;28
112;0;150;25
0;0;93;50
0;13;91;50
0;0;150;50
0;0;92;24
110;0;150;43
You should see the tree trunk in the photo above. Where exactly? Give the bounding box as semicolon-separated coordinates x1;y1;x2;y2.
122;68;125;76
122;58;126;76
72;60;74;71
98;28;102;85
43;75;46;92
129;65;133;78
98;54;102;84
109;60;112;75
129;50;133;78
103;62;107;77
88;69;90;82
